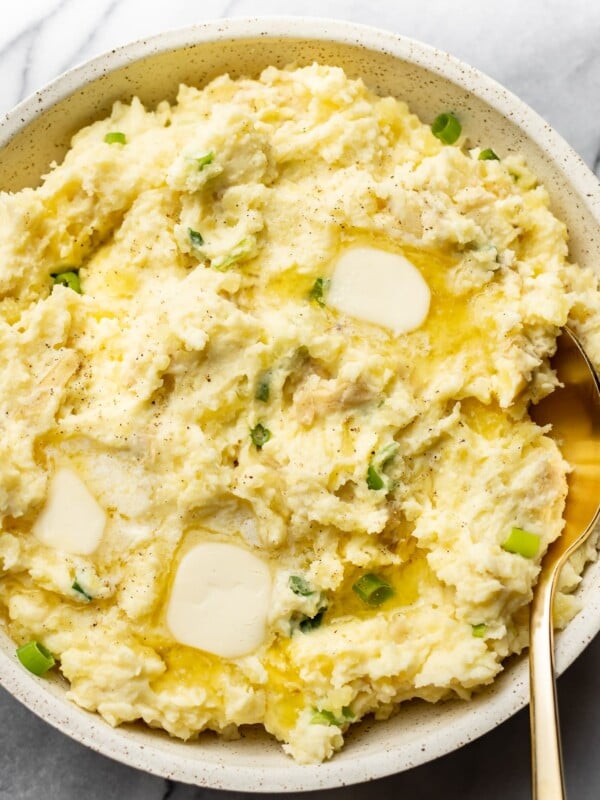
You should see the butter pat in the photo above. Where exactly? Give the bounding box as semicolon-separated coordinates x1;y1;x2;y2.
33;468;106;555
167;542;271;659
328;246;431;334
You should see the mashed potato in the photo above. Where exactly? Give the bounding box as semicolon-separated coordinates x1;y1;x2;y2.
1;63;599;764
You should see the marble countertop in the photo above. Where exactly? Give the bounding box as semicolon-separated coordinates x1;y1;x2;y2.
1;1;599;799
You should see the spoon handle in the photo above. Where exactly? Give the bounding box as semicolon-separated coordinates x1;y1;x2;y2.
529;564;566;800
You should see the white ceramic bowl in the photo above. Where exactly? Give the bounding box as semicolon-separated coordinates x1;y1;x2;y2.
1;17;599;794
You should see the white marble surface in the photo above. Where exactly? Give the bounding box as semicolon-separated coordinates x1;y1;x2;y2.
0;1;599;799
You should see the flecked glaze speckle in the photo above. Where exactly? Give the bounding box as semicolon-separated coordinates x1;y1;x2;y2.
0;17;599;794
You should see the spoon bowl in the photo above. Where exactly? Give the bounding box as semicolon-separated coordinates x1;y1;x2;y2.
529;328;600;800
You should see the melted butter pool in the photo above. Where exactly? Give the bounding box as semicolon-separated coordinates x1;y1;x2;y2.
327;552;432;622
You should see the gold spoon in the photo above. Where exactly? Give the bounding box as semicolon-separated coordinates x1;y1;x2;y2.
528;327;600;800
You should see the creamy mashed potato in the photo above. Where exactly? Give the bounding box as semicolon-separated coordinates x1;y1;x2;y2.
1;64;599;764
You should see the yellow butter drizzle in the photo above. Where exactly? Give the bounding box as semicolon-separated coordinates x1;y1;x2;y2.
326;553;431;622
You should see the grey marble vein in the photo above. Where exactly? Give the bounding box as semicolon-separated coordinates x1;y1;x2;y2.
593;146;600;177
0;0;67;62
58;0;121;76
0;0;70;107
162;778;177;799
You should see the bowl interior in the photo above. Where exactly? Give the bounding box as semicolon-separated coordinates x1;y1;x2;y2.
1;18;599;793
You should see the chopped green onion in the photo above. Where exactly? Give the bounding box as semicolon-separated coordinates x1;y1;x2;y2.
212;237;256;271
479;148;499;161
366;442;399;491
250;423;271;449
72;580;92;602
289;575;314;596
352;573;394;606
104;132;127;145
16;641;55;676
189;228;205;248
309;277;329;306
298;607;326;633
193;151;214;170
372;442;399;470
311;709;339;726
255;372;271;403
51;269;81;294
431;113;462;145
310;706;354;726
366;464;385;491
502;527;540;559
472;623;487;638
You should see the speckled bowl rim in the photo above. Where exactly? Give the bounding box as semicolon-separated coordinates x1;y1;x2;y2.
1;16;599;794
